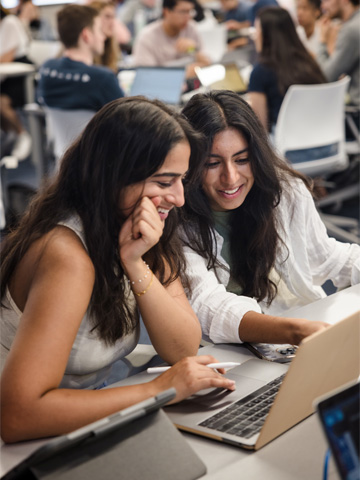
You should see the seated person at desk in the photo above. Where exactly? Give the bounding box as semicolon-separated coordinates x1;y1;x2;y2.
247;6;326;132
88;0;130;73
225;0;279;28
118;0;162;36
296;0;323;57
0;4;34;108
180;90;360;345
37;4;124;111
15;0;56;41
219;0;252;50
220;0;253;22
317;0;360;137
132;0;210;78
0;97;235;443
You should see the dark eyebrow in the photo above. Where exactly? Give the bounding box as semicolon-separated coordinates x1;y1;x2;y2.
151;172;183;178
209;148;249;158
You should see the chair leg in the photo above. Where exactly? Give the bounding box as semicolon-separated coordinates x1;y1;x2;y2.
320;213;360;243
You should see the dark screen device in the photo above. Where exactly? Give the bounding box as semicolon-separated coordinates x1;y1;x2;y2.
315;380;360;480
2;388;207;480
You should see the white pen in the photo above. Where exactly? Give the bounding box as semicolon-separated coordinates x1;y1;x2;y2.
147;362;241;374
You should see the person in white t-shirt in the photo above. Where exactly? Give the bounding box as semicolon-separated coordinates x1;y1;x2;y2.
133;0;210;77
296;0;323;56
0;6;32;164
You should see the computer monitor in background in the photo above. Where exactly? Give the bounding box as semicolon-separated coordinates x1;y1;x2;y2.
129;67;186;106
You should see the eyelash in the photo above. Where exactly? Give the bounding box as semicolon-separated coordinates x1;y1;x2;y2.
157;182;172;188
205;158;249;168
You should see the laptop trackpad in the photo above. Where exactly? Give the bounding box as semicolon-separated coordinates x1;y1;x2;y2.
185;375;266;410
229;358;288;382
182;359;288;408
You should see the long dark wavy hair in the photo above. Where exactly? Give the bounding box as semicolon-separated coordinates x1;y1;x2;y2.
257;7;326;95
181;90;312;305
1;96;203;344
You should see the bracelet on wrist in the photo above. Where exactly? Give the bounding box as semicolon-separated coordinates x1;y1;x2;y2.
127;260;150;285
133;270;154;297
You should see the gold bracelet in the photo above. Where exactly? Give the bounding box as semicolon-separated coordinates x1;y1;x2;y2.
133;271;154;297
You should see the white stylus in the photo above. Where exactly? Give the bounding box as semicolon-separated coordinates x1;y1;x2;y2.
147;362;241;374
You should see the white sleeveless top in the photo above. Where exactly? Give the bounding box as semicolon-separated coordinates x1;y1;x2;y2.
0;216;139;389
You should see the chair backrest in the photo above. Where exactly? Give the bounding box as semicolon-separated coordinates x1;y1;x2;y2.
28;40;62;68
274;76;350;177
44;108;95;168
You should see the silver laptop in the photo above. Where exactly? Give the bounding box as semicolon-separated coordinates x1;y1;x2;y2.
166;311;360;450
129;66;186;106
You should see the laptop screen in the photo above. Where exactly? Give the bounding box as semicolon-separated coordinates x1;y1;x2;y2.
130;67;186;105
316;381;360;480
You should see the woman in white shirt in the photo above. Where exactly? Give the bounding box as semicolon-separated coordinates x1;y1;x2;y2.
180;90;359;345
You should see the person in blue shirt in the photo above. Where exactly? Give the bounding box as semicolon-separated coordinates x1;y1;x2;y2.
37;4;124;111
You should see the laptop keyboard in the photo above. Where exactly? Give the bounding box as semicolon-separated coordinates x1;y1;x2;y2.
199;374;285;439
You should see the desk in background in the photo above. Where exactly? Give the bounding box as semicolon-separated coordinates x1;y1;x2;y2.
1;285;358;479
0;63;36;104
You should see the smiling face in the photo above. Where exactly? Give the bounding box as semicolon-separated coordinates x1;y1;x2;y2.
119;140;190;220
202;128;254;212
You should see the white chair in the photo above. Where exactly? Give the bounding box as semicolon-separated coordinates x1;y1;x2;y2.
44;107;95;168
274;76;359;243
274;76;350;177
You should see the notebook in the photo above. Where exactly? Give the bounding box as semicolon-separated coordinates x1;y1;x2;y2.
315;379;360;480
165;311;360;450
195;62;248;93
3;388;207;480
129;66;186;105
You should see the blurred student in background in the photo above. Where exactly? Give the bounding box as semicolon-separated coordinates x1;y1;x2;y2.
16;0;56;40
247;6;326;132
0;5;32;163
296;0;323;56
89;1;125;72
37;4;124;111
133;0;210;78
317;0;359;136
118;0;162;37
86;0;131;56
0;3;33;108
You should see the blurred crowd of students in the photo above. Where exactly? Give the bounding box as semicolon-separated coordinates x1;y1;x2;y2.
0;0;358;170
